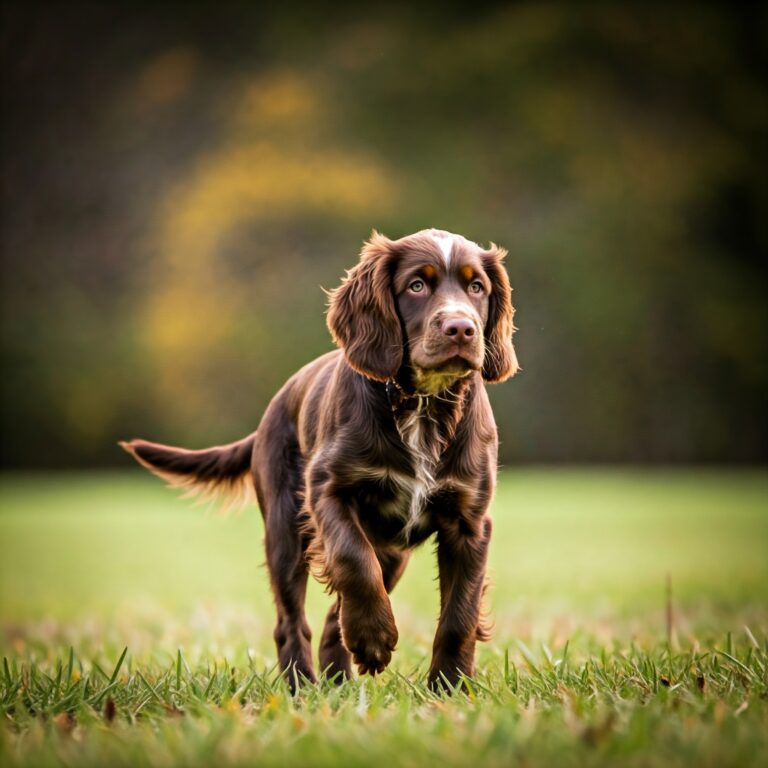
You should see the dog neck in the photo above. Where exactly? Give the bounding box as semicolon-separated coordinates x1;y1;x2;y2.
385;374;471;425
385;377;422;411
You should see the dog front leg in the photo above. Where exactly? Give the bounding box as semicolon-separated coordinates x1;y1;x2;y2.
428;515;492;690
312;491;398;675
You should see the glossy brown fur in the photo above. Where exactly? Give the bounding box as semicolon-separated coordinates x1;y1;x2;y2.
121;229;518;691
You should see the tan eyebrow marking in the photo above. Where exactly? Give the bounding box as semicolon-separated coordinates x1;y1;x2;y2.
460;265;474;282
422;264;436;280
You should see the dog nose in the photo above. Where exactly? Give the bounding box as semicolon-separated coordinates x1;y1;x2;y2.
441;316;476;342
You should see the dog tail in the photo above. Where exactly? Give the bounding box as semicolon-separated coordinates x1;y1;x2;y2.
119;432;257;512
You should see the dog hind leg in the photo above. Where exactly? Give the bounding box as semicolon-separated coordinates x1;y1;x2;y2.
253;416;315;693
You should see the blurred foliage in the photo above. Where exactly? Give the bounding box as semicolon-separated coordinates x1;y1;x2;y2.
1;3;766;467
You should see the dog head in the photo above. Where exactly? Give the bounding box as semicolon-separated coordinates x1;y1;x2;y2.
327;229;519;393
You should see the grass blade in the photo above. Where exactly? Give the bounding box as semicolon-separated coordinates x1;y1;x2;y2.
109;647;128;685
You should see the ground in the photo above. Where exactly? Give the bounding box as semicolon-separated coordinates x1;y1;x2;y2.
1;469;767;767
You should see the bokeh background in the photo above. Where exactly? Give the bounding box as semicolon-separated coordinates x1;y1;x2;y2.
3;2;766;469
1;9;767;766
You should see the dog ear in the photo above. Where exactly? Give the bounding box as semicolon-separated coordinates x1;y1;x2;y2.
327;231;403;381
481;244;519;383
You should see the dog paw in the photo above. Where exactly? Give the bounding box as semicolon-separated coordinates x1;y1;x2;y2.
283;661;318;695
340;598;398;676
427;657;474;693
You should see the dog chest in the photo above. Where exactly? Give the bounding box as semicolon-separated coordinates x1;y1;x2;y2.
392;408;442;536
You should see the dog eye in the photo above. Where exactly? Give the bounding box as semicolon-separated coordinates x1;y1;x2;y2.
408;279;425;293
468;280;484;294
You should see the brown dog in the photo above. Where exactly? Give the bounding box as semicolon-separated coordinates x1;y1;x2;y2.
121;229;518;691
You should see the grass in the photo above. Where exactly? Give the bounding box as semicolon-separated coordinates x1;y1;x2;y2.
1;468;767;766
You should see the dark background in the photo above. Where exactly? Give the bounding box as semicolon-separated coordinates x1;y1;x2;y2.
1;2;766;468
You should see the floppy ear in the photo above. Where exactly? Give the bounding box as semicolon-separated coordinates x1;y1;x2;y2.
482;244;519;383
326;231;403;381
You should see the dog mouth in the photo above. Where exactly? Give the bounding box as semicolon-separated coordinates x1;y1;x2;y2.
410;352;480;395
433;354;476;373
415;343;483;371
408;335;484;393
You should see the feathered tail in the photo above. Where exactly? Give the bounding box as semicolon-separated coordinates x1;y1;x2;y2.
119;432;257;512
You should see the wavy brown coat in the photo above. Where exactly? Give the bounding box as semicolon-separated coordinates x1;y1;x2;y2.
122;229;518;691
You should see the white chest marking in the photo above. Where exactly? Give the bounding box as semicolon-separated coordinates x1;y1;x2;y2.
395;403;441;537
433;234;454;268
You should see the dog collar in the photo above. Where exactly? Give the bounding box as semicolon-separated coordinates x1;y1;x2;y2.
386;378;424;412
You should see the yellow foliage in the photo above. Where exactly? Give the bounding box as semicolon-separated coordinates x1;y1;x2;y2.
158;141;394;269
139;71;398;425
236;71;318;127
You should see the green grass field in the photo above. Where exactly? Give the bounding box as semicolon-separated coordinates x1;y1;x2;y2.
1;469;767;767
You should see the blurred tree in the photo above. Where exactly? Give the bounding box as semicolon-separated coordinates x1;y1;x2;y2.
1;3;766;466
